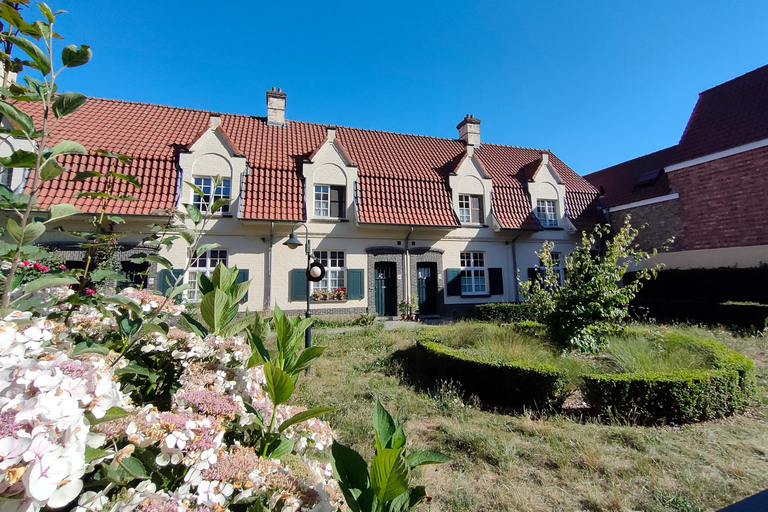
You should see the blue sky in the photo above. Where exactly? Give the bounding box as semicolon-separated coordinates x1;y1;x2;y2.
47;0;768;174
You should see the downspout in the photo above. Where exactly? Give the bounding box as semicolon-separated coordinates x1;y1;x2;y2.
510;233;522;302
404;226;414;304
265;222;274;312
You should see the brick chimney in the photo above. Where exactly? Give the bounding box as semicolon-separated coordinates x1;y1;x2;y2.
266;87;287;126
457;114;481;146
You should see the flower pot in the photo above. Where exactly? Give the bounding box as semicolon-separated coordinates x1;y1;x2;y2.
401;314;407;320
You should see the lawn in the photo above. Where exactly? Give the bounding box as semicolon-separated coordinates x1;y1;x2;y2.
295;323;768;512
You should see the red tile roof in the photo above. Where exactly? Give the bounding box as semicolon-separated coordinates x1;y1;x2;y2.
585;146;677;209
675;64;768;163
19;97;600;229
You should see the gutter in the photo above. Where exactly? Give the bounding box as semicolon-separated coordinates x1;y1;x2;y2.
510;233;522;302
265;221;274;312
404;226;414;304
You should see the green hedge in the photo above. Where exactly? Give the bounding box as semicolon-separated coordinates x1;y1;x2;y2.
413;329;567;409
582;332;755;424
475;302;537;323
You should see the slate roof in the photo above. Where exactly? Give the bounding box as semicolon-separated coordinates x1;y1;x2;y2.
584;146;677;209
19;97;600;229
675;64;768;164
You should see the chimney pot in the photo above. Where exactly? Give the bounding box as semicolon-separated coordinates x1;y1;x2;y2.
457;114;481;146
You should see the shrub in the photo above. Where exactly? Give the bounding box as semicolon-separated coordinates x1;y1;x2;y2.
520;217;664;353
413;330;568;409
475;302;536;323
582;331;754;424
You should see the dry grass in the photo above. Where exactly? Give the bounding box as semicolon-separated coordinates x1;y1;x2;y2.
294;324;768;512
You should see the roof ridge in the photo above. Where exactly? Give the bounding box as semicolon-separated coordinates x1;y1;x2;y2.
85;97;220;115
697;63;768;96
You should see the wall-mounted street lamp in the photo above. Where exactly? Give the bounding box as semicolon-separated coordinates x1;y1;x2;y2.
283;223;325;349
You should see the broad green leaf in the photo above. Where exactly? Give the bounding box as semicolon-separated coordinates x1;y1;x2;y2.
94;149;132;165
7;219;45;246
178;228;196;245
119;317;142;337
102;295;141;316
22;275;77;294
0;149;36;168
39;158;66;181
76;191;111;199
46;203;80;222
405;450;450;469
390;425;406;450
197;273;214;295
0;5;39;37
278;407;334;433
61;44;91;68
373;400;398;452
90;269;125;282
200;287;229;333
247;350;267;369
220;312;256;338
331;441;374;512
210;197;231;214
181;312;208;338
108;172;140;189
115;364;157;383
196;243;220;257
73;170;101;181
107;215;125;224
266;436;295;459
72;341;109;356
46;140;87;158
0;240;16;256
119;457;148;479
167;283;190;299
142;322;169;335
0;185;12;202
2;35;49;76
185;181;206;200
408;486;427;509
38;3;54;23
86;406;129;425
84;447;109;463
370;448;409;504
0;99;35;135
51;92;88;120
263;362;294;406
145;254;174;271
227;279;250;305
183;203;202;224
289;346;325;375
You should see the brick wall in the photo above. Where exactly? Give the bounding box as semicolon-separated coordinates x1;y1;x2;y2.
610;199;684;252
668;144;768;250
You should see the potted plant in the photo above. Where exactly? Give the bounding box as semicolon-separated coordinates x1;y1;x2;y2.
409;294;419;320
398;299;409;319
334;287;347;300
311;290;320;301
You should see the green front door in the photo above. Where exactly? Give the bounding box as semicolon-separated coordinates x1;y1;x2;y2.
375;263;397;316
417;263;437;315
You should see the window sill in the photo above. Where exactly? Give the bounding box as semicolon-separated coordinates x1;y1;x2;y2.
312;217;349;223
311;298;349;303
460;223;488;228
460;293;491;298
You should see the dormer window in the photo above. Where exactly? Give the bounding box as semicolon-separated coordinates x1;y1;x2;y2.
458;194;483;224
537;199;558;227
314;185;345;219
193;177;231;214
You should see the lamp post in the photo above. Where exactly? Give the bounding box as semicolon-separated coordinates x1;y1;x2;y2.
283;223;324;349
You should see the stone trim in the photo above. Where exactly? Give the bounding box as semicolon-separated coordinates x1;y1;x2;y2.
666;137;768;172
367;250;404;314
365;246;405;255
608;193;679;212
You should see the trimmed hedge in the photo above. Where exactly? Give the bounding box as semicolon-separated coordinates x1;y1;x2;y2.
631;300;768;330
582;332;755;424
413;329;567;409
475;302;537;324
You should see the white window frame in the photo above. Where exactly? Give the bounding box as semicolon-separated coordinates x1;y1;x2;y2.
186;249;228;301
193;177;231;214
540;252;563;285
460;251;486;295
536;199;558;227
458;194;483;224
312;250;346;293
314;185;330;217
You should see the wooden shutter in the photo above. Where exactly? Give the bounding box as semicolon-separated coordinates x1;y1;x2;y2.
290;268;307;301
446;268;462;296
330;186;346;218
488;268;504;295
347;269;364;299
236;269;249;303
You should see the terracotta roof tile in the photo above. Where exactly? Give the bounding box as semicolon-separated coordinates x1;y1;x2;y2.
18;97;600;228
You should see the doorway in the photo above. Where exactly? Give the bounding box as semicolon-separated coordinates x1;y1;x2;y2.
416;262;437;315
374;262;397;316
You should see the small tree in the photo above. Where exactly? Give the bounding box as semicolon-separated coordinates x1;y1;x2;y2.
520;217;665;353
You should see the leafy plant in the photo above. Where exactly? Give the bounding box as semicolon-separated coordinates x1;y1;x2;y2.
520;217;666;353
331;400;449;512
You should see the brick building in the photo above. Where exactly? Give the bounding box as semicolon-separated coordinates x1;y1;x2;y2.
586;64;768;269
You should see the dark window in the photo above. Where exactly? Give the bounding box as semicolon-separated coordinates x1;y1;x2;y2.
458;194;483;223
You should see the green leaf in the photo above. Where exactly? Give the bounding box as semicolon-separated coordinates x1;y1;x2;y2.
72;341;109;356
185;181;206;200
0;149;37;168
145;254;174;271
39;157;66;181
61;44;91;67
108;172;140;189
119;317;142;337
288;346;325;375
263;362;294;406
115;364;158;383
220;312;256;338
107;215;125;224
120;456;148;479
84;447;109;463
142;322;169;336
373;400;398;452
86;406;129;425
370;448;409;504
210;197;231;214
181;312;208;338
46;203;80;222
0;99;35;135
22;275;78;294
278;407;334;433
46;140;87;158
266;436;295;459
183;203;202;224
72;170;101;181
167;283;190;299
405;450;450;469
0;5;39;37
102;295;141;316
178;228;196;245
7;219;44;246
2;34;49;76
331;441;374;512
196;243;220;258
200;287;229;333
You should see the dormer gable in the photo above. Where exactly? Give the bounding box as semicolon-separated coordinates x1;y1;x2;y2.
302;126;359;222
178;114;247;217
448;147;493;226
526;152;568;229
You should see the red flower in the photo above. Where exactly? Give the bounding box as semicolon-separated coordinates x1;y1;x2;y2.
41;266;49;272
85;288;95;295
21;261;29;266
60;265;66;270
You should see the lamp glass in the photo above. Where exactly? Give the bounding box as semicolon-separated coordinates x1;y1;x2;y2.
309;266;323;278
283;232;302;249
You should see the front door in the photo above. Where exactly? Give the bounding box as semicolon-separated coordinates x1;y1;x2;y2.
417;262;437;315
374;262;397;316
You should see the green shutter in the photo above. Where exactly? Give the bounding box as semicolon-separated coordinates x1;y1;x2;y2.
446;268;462;296
158;269;184;296
488;268;504;295
347;269;364;299
236;268;249;303
290;268;307;301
